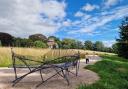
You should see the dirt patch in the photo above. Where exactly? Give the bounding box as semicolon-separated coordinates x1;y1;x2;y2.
0;57;100;89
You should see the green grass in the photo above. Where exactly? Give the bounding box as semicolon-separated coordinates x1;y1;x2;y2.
78;55;128;89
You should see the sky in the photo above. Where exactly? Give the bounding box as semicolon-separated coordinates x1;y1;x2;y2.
0;0;128;47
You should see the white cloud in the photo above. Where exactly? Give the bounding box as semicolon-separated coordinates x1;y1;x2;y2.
103;40;116;47
62;19;72;27
75;11;84;17
82;3;99;11
104;0;120;8
74;11;91;20
83;14;91;20
69;5;128;35
0;0;66;37
41;0;66;19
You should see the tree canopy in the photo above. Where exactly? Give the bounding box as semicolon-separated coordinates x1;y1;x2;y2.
29;34;47;42
94;41;104;51
34;41;47;48
117;17;128;59
0;32;117;53
0;32;14;46
84;40;93;50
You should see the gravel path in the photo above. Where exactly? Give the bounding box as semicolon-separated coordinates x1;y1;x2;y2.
0;55;101;89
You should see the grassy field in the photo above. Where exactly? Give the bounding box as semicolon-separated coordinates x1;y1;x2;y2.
78;55;128;89
1;47;127;89
0;47;51;67
0;47;115;67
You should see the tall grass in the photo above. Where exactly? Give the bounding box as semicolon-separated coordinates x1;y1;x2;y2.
0;47;51;67
0;47;11;67
0;47;77;67
0;47;115;67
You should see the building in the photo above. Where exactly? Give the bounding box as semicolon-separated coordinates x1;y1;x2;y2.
47;38;58;49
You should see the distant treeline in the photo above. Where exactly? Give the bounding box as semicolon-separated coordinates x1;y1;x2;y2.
0;32;117;53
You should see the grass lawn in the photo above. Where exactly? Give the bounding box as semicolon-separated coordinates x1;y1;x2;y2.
78;55;128;89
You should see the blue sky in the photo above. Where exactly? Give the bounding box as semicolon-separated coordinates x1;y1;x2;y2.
55;0;128;46
0;0;128;46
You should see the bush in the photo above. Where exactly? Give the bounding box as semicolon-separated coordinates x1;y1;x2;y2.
34;41;47;48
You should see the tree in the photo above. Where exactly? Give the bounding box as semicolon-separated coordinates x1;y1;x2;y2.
112;43;118;53
34;41;47;48
13;38;34;47
103;47;113;53
75;41;84;49
94;41;104;51
0;32;14;46
61;38;76;49
48;36;59;42
13;38;22;47
117;17;128;59
84;40;93;50
29;34;47;42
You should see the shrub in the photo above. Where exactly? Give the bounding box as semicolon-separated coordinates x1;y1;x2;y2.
34;41;47;48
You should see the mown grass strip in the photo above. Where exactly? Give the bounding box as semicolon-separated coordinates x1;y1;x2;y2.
78;55;128;89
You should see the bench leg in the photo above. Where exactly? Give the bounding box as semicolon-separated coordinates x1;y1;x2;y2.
36;69;63;87
40;70;44;81
61;69;70;86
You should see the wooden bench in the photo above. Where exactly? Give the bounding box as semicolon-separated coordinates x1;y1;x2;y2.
11;48;80;87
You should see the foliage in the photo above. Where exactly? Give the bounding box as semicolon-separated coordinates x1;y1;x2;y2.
78;55;128;89
0;32;116;53
94;41;104;51
84;40;114;53
103;47;113;53
117;17;128;59
29;34;47;42
84;40;93;50
13;38;34;47
112;43;118;53
61;38;76;49
0;32;14;46
61;38;84;49
34;41;47;48
48;36;60;42
75;41;84;49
